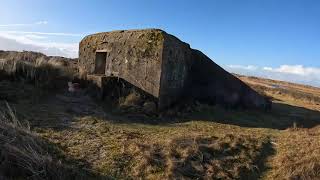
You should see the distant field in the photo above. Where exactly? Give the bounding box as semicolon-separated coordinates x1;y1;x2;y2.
237;75;320;111
0;55;319;179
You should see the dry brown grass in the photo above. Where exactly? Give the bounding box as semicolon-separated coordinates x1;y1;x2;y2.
238;75;320;180
0;103;53;179
238;75;320;110
128;134;271;179
0;58;75;89
266;126;320;179
119;90;142;107
37;116;273;179
249;83;320;105
0;103;101;179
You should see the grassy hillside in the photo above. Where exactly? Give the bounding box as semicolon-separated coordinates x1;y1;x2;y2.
0;52;319;179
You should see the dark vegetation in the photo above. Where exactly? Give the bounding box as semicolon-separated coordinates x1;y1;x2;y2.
86;77;158;116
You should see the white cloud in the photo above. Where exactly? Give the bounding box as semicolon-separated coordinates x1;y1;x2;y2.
227;65;258;70
0;31;79;58
35;21;48;25
24;34;47;39
225;64;320;87
0;20;84;58
2;31;83;37
263;65;320;76
262;67;273;71
0;21;49;27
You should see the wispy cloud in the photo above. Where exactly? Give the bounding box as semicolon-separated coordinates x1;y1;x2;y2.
0;20;85;58
227;65;258;71
0;21;48;27
1;31;84;37
35;21;48;25
262;65;320;76
225;64;320;87
0;30;81;58
24;34;48;39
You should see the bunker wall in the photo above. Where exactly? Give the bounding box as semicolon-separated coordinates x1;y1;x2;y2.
79;30;164;98
158;34;192;109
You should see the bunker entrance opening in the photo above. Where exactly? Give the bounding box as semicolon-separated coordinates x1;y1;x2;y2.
95;52;107;74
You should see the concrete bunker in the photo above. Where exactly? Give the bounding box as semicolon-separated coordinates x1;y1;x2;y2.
79;29;271;110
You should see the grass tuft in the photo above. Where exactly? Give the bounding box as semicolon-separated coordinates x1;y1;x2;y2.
0;58;75;89
0;103;100;179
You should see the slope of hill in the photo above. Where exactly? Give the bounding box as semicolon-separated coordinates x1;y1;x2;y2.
237;74;320;112
0;51;319;179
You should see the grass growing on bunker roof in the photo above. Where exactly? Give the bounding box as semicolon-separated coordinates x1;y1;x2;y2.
136;31;164;58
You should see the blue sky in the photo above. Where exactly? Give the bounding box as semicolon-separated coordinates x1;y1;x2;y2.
0;0;320;86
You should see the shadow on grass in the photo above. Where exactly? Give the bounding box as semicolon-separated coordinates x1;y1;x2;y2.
2;61;319;131
100;101;320;130
74;76;320;130
256;140;276;178
181;102;320;130
42;139;112;180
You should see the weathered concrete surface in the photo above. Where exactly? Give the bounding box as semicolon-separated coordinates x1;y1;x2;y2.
79;29;271;110
79;29;164;99
159;33;192;108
